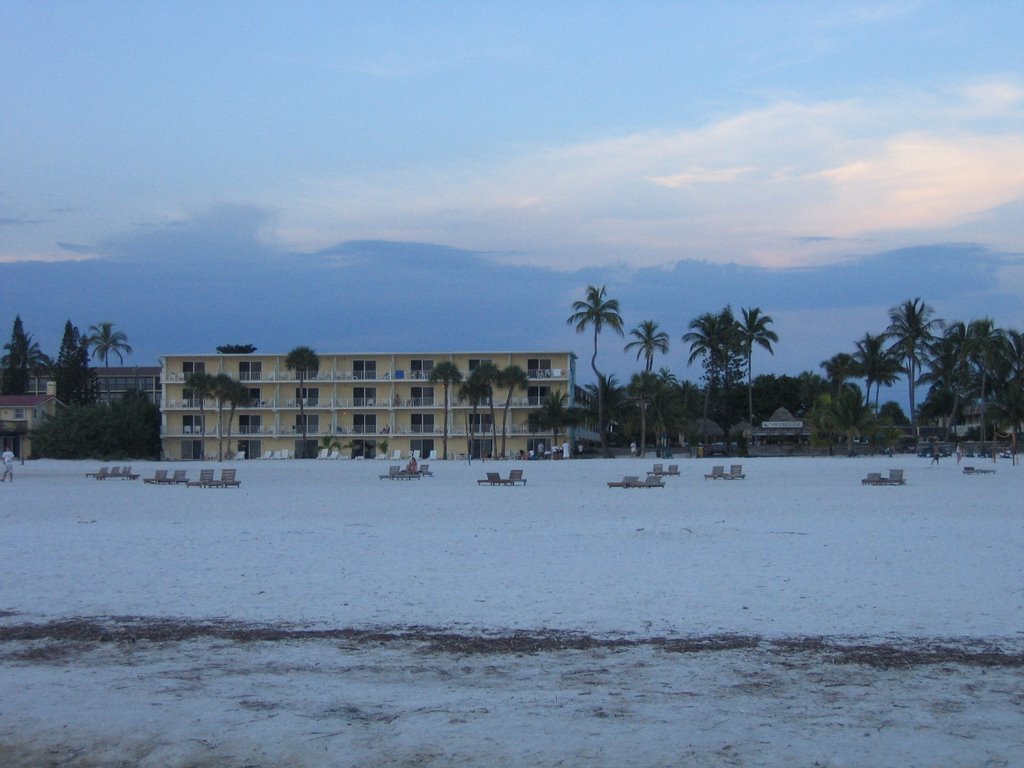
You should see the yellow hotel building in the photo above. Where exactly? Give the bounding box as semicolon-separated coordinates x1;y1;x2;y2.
160;351;576;461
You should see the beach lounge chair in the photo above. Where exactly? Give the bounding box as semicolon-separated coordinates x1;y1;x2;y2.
391;449;402;461
666;465;680;475
262;451;274;460
428;450;438;461
380;465;402;479
508;469;526;485
94;466;122;480
143;469;168;484
608;475;641;488
207;468;241;488
727;464;745;480
638;475;665;488
704;465;725;480
85;466;109;478
316;448;329;460
861;472;884;485
962;465;995;475
328;450;340;460
885;469;905;486
478;472;504;485
186;469;216;487
651;463;664;476
417;463;432;476
168;469;189;485
119;466;140;480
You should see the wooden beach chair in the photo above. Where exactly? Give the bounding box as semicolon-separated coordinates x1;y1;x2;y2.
650;463;664;476
380;465;402;480
478;472;503;485
207;468;241;488
704;465;725;480
884;469;905;486
727;464;745;480
608;475;641;488
120;466;139;480
143;469;168;484
962;465;995;475
666;464;680;475
85;466;109;478
168;469;189;484
507;469;527;485
186;469;216;487
861;472;883;485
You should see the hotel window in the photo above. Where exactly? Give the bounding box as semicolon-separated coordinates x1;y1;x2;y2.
353;414;376;434
182;415;203;434
469;413;493;431
410;386;434;406
295;387;319;405
239;361;262;381
247;387;261;405
295;414;319;433
353;387;375;406
238;415;262;435
528;385;550;406
410;359;434;379
182;361;206;375
468;358;492;372
353;360;377;380
528;358;552;377
411;413;434;433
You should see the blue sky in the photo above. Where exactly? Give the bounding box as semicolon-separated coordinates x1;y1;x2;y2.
2;2;1023;405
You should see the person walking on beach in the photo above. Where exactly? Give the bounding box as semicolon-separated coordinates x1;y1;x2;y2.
955;444;963;464
1;448;14;482
931;446;941;465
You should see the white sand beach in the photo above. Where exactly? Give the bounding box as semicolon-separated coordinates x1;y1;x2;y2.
2;456;1022;767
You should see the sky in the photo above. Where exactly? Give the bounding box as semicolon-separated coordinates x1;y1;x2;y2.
2;1;1023;403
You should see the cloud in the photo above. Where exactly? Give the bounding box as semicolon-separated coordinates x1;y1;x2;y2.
270;83;1024;271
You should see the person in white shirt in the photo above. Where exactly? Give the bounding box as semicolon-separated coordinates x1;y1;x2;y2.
1;448;14;482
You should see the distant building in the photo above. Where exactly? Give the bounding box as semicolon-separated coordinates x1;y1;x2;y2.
749;407;812;455
159;351;576;460
0;392;63;458
28;365;161;405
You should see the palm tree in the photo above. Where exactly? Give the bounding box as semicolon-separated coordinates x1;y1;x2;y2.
851;332;899;412
185;371;216;460
967;318;1004;446
624;320;669;373
886;298;941;435
534;390;572;451
990;379;1024;462
497;364;529;458
829;387;876;456
920;321;972;438
429;361;463;459
212;374;250;461
820;353;858;395
568;285;624;456
87;322;132;368
683;308;738;446
628;371;660;458
738;307;778;423
473;361;501;459
285;346;320;458
458;370;490;461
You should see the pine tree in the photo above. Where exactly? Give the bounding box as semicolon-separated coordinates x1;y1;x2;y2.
1;315;31;395
53;321;96;405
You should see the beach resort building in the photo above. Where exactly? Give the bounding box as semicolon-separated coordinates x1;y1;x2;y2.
159;351;575;461
0;392;63;459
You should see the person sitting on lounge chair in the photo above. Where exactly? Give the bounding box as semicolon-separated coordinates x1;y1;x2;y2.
406;456;418;474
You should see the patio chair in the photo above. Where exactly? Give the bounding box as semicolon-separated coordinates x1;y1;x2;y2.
143;469;168;484
207;468;241;488
168;469;189;484
704;465;725;480
608;475;641;488
186;469;216;487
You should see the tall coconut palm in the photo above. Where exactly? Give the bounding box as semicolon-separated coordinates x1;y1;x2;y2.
624;320;669;373
429;360;463;459
568;285;624;456
628;371;660;458
285;346;320;458
87;322;132;368
458;369;490;461
920;321;972;438
683;308;738;446
967;318;1004;445
212;374;251;461
885;298;941;435
185;371;217;460
535;389;572;451
851;332;900;412
738;307;778;423
473;361;501;459
497;364;529;458
820;353;858;395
